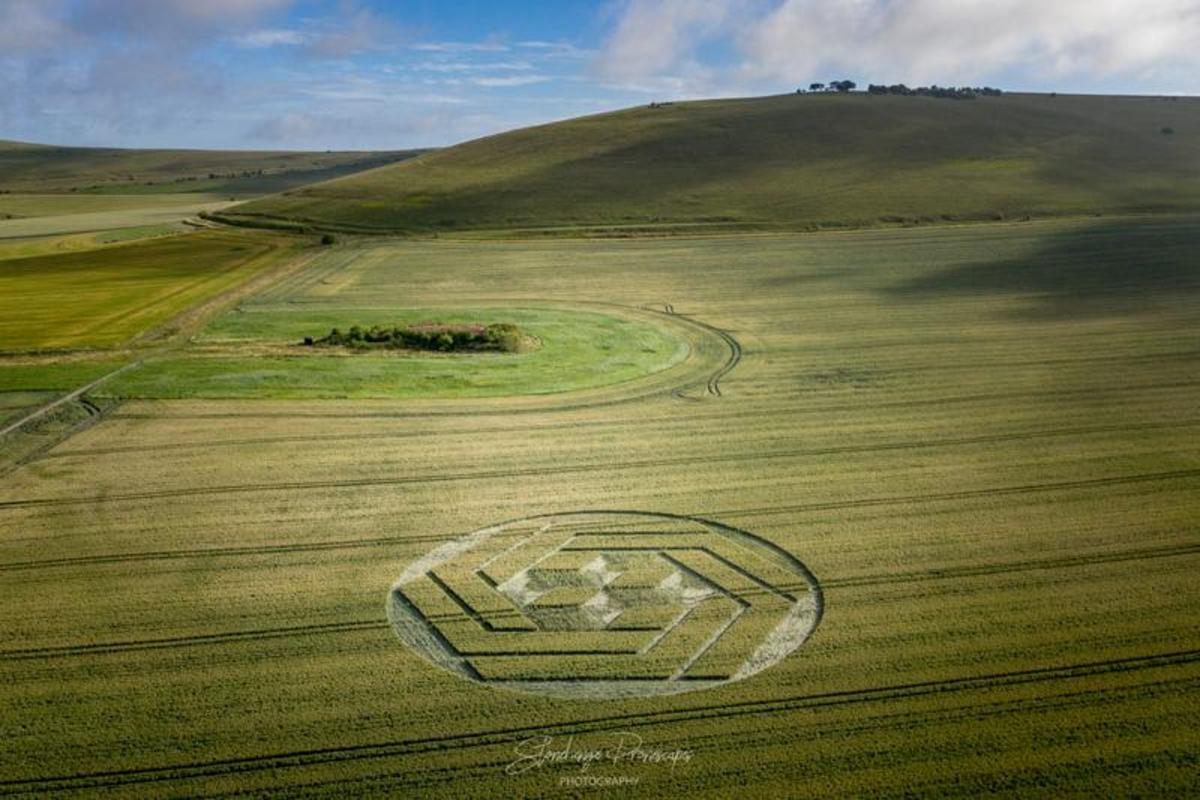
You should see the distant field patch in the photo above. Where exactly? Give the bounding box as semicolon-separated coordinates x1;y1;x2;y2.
0;225;185;262
0;193;220;219
0;230;300;351
0;142;423;194
0;199;232;239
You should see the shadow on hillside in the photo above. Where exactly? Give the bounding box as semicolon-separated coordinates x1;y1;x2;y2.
882;219;1200;319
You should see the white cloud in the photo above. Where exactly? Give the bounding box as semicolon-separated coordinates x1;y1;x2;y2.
247;105;489;149
596;0;746;83
415;60;534;73
597;0;1200;93
292;72;468;104
300;6;408;57
740;0;1200;85
0;0;70;52
0;0;298;146
472;75;551;87
413;41;510;53
234;28;307;47
516;40;587;58
161;0;291;17
71;0;295;38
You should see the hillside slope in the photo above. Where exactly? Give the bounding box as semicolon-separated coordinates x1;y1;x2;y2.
0;140;426;195
224;92;1200;234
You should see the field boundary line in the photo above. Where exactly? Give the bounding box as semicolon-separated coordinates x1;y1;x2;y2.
128;235;321;348
0;362;140;439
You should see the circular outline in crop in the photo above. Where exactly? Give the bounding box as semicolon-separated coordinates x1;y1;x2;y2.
387;511;823;698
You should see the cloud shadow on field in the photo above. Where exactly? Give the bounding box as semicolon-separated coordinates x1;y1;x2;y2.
881;219;1200;319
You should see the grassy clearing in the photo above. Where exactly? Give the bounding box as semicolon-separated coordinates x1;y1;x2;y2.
104;305;690;399
228;92;1200;234
0;229;304;350
1;218;1197;795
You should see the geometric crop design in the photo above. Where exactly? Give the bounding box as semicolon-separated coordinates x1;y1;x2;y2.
387;511;823;698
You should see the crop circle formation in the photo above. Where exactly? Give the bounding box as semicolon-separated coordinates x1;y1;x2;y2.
387;511;823;698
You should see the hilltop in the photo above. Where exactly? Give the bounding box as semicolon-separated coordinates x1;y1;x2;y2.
0;140;427;196
221;92;1200;235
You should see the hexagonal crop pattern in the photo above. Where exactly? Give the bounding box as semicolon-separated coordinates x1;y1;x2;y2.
387;511;823;698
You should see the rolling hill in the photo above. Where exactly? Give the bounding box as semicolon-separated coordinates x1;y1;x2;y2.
221;91;1200;234
0;139;427;196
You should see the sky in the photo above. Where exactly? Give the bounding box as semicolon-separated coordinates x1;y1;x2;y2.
2;0;1199;151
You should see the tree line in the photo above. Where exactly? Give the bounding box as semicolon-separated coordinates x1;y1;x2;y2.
802;80;857;93
867;84;1003;99
797;81;1003;100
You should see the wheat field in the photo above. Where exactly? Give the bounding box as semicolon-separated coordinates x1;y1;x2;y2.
1;217;1197;797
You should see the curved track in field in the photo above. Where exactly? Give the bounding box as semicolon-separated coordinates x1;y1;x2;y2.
674;312;742;398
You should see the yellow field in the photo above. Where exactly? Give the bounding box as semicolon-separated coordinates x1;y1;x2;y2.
1;218;1196;795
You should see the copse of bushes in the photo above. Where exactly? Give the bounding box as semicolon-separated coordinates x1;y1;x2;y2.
866;84;1003;99
799;80;856;93
306;322;525;353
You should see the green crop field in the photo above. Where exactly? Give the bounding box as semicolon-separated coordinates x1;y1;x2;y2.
2;213;1197;796
0;229;305;351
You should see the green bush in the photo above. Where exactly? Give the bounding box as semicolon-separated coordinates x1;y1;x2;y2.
309;322;525;353
485;323;523;352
